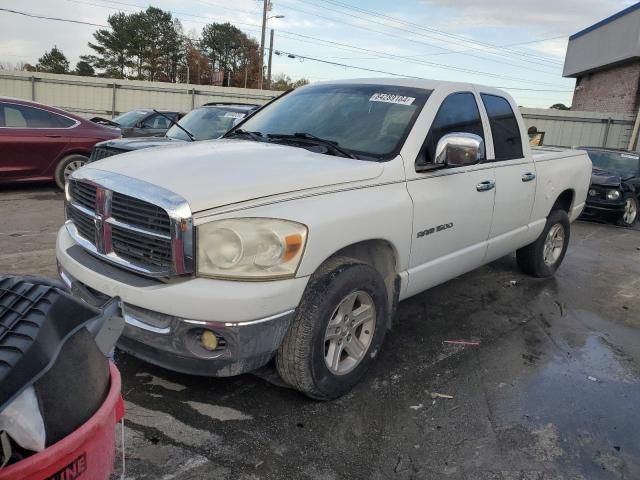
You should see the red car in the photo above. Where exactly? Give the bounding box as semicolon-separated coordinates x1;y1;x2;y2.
0;98;121;189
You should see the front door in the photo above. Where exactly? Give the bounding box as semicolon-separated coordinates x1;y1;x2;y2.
405;91;496;298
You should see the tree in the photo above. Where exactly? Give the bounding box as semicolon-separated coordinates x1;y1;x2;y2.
84;12;135;78
550;103;570;110
37;46;69;74
75;61;95;77
84;7;183;81
270;73;309;91
201;22;261;88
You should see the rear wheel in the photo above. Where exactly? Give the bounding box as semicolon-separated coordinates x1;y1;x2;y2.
618;194;638;227
276;258;389;400
54;154;88;190
516;209;570;278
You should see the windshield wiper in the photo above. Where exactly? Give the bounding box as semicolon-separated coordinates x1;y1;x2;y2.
267;132;358;159
226;129;266;142
153;109;195;142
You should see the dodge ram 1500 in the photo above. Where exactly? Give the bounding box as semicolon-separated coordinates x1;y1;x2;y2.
56;78;592;399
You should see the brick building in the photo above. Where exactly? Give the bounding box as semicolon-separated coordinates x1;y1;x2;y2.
564;3;640;114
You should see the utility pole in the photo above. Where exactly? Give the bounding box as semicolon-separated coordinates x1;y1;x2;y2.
186;64;190;84
259;0;268;89
267;29;274;90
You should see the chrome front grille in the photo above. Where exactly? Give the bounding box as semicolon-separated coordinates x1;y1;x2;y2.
68;206;96;242
111;224;172;268
111;192;171;234
65;172;193;277
69;180;96;210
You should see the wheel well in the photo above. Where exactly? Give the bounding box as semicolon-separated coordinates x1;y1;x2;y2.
323;240;399;323
552;189;574;214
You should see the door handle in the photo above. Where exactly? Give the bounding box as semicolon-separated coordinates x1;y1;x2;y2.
522;172;536;182
476;180;496;192
45;134;62;138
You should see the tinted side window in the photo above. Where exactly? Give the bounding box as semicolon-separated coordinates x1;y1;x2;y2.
481;94;523;161
1;104;27;128
420;92;484;164
4;104;76;128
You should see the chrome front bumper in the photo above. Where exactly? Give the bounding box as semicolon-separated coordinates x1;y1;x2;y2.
59;266;295;377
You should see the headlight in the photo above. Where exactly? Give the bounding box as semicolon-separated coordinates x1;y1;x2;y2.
197;218;307;280
606;189;621;200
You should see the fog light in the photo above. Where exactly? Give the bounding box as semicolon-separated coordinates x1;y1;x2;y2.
606;189;621;200
201;330;218;351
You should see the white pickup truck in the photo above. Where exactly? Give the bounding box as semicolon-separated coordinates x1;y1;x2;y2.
56;78;591;399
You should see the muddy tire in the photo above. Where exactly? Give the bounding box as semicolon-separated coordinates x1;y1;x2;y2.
276;257;389;400
516;209;570;278
54;154;88;190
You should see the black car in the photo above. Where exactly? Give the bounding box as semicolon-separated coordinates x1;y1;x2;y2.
88;104;259;162
580;147;640;226
90;109;183;138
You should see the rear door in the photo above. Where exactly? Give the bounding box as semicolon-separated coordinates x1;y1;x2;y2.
478;93;536;262
0;102;74;182
405;91;496;297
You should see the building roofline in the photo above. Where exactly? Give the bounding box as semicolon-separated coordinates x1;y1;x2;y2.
570;2;640;41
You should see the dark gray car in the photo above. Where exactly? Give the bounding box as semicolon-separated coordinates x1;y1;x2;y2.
91;109;182;138
88;104;259;162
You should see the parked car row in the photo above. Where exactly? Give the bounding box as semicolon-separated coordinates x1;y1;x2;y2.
0;98;260;190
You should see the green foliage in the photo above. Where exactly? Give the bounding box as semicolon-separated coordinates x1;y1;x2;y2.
74;61;95;77
550;103;570;110
200;22;261;87
37;46;69;74
270;74;309;91
84;7;183;81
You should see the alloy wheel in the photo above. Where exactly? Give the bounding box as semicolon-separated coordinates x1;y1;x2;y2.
324;290;376;375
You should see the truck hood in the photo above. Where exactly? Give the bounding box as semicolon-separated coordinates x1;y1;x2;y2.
88;139;384;212
97;136;186;151
591;167;621;188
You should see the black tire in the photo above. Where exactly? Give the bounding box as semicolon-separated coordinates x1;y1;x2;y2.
54;154;88;190
516;209;570;278
617;194;638;227
276;257;389;400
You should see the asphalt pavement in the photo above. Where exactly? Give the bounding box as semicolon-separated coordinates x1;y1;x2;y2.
1;185;639;480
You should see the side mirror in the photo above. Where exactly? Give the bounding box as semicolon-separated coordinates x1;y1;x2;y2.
434;133;485;167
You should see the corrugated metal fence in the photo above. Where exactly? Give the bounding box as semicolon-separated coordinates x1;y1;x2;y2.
0;70;280;118
0;71;636;150
520;107;636;150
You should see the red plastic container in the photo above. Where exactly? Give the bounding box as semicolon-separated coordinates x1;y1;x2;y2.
0;362;124;480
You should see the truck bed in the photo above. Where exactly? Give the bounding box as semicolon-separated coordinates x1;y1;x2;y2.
532;146;586;162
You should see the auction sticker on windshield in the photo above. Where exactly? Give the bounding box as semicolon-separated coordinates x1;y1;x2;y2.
224;112;245;118
369;93;415;105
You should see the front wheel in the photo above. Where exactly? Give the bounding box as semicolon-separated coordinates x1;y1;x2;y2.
618;194;638;227
54;154;88;190
516;209;570;278
276;258;389;400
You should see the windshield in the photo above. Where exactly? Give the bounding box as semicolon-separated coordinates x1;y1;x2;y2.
232;84;431;160
168;107;245;141
587;150;640;178
112;110;149;127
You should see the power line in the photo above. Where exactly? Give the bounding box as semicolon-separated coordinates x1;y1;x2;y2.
277;1;561;74
272;48;573;93
301;0;564;66
0;7;108;27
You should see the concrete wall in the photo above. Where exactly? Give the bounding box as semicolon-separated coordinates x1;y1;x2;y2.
563;3;640;77
520;108;636;150
0;70;280;118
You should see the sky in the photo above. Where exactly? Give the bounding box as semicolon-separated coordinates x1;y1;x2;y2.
0;0;636;108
